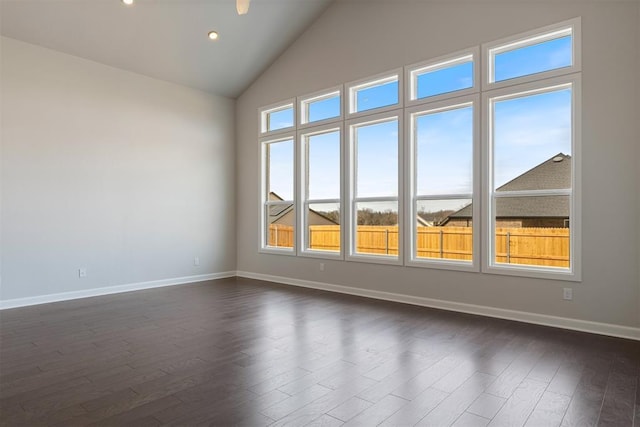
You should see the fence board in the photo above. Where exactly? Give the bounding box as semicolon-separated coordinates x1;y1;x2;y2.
268;225;570;268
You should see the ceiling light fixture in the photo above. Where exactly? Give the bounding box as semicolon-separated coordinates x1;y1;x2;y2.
237;0;250;15
121;0;134;6
208;31;219;41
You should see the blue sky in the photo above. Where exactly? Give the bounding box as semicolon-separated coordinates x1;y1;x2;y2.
308;96;340;122
356;120;398;198
357;81;398;112
494;88;571;188
494;36;571;82
417;61;473;99
308;131;340;199
416;106;473;196
267;139;294;200
267;35;572;215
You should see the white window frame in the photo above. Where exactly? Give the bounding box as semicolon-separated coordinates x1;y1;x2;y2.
259;132;297;255
345;109;404;265
483;17;581;91
482;75;581;281
256;18;582;282
346;69;404;119
298;86;343;129
259;99;296;137
404;96;480;272
297;122;344;260
405;47;479;108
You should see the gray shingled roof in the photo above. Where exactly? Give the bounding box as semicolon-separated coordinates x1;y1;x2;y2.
497;153;571;191
449;195;569;218
268;192;292;223
268;192;338;224
446;153;571;220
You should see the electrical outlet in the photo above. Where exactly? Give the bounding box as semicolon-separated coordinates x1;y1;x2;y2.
319;263;325;272
78;268;87;278
563;287;573;301
194;257;200;266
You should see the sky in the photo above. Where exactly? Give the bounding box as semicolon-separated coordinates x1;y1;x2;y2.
266;34;573;215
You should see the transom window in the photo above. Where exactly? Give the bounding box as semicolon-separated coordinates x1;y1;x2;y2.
485;20;579;88
348;72;401;114
300;90;341;125
261;102;294;134
408;53;477;103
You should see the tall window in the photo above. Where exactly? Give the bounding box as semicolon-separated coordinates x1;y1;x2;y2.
408;100;477;269
405;51;479;271
300;125;342;255
484;18;581;279
261;135;295;252
347;113;402;262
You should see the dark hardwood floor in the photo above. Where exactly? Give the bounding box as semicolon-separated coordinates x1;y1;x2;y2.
1;277;638;426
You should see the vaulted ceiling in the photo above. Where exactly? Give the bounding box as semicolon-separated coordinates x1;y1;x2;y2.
0;0;333;98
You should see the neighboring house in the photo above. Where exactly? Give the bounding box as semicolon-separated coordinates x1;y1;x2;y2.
441;153;571;228
269;192;338;226
416;216;434;227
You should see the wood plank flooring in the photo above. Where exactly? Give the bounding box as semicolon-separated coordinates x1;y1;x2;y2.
1;277;638;426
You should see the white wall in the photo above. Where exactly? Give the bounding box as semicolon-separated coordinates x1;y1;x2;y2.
1;37;236;301
236;0;640;328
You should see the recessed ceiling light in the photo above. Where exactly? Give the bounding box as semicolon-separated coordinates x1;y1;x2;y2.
208;31;219;41
121;0;134;5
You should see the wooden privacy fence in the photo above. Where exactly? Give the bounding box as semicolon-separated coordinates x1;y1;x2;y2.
495;227;570;268
268;225;570;267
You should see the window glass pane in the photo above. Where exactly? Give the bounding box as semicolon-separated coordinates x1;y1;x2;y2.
266;205;294;249
355;79;399;112
307;131;340;200
267;107;294;131
416;199;472;261
306;203;340;252
494;195;570;268
307;95;340;123
415;106;473;195
494;35;572;82
267;139;294;200
493;88;572;189
355;119;398;198
355;201;398;257
416;61;473;99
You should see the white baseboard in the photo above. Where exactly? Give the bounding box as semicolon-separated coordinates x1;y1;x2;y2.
3;270;638;341
236;270;640;341
0;272;236;310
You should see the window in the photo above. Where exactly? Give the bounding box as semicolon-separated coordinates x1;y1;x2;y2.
261;102;295;134
483;18;581;280
347;112;402;263
258;18;580;280
348;71;401;115
407;99;478;269
485;18;580;88
407;50;478;104
299;125;342;256
261;135;296;253
486;81;577;275
300;89;341;126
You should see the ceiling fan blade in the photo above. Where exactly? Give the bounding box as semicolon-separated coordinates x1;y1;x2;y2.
237;0;250;15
